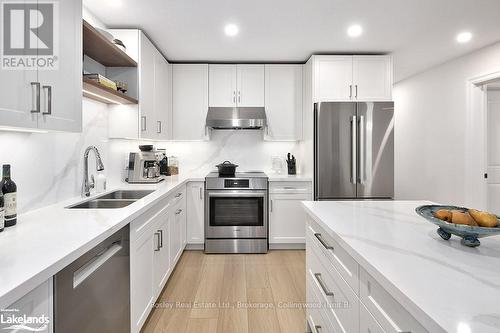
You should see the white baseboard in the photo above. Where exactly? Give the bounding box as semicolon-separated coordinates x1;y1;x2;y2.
269;243;305;250
185;243;204;250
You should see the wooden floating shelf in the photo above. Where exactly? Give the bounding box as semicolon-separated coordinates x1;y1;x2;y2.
83;20;137;67
83;78;138;105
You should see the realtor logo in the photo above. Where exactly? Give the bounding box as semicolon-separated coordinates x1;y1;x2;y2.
1;1;59;70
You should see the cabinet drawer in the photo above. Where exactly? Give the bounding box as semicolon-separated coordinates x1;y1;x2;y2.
307;218;359;295
307;242;359;332
360;267;428;333
130;196;170;241
360;302;384;333
307;277;336;333
269;181;312;194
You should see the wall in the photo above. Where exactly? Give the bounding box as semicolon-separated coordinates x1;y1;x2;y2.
393;42;500;205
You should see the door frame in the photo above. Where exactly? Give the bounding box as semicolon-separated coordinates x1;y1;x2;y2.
465;70;500;209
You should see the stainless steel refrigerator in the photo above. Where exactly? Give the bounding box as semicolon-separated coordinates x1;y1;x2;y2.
314;102;394;200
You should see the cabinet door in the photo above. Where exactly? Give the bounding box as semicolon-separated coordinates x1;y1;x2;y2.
270;193;310;244
186;182;205;244
38;0;82;132
154;216;171;294
360;303;384;333
139;33;156;139
170;205;183;265
236;64;264;107
264;65;303;140
154;55;172;140
353;56;392;101
314;56;353;101
130;230;155;332
172;64;209;140
209;64;236;107
3;279;53;332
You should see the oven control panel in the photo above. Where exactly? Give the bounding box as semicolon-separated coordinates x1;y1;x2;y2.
224;179;249;188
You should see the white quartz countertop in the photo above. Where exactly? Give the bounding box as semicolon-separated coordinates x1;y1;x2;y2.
0;174;204;309
302;200;500;333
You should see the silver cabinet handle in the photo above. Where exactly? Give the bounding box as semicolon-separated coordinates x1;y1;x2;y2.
270;199;273;212
158;230;163;248
314;325;322;333
314;273;334;296
233;91;236;104
175;192;182;198
355;85;358;98
175;209;182;215
314;233;333;250
42;85;52;115
199;187;202;200
31;82;40;113
358;115;365;184
238;90;241;103
351;115;357;184
154;232;161;251
349;84;352;99
141;116;147;131
157;121;162;133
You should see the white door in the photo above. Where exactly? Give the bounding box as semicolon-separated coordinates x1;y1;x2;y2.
269;193;310;244
186;182;205;244
37;0;82;132
153;216;171;294
130;230;155;332
264;65;303;140
487;89;500;215
154;55;171;140
314;56;353;101
236;64;265;107
352;56;392;101
172;64;209;140
139;33;156;139
209;64;236;107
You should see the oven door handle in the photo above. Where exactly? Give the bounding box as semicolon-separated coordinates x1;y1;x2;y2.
207;192;267;198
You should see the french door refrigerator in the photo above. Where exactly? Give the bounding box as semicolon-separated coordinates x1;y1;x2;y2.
314;102;394;200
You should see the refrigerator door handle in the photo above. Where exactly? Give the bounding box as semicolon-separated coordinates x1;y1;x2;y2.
351;115;357;184
358;115;365;184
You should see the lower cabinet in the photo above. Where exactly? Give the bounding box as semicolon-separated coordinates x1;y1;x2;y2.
269;181;312;246
130;186;187;333
186;181;205;245
1;279;53;332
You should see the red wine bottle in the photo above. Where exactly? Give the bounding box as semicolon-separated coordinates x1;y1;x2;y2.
0;192;4;232
1;165;17;227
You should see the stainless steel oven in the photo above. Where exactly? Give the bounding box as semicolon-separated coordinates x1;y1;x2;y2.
205;172;268;253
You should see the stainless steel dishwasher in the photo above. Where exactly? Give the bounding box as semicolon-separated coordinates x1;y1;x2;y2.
54;225;130;333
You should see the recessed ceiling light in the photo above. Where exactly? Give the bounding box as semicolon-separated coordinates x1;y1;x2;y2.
347;24;363;38
456;31;472;43
224;24;239;37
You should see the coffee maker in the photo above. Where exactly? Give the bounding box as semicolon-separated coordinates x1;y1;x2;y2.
126;146;163;183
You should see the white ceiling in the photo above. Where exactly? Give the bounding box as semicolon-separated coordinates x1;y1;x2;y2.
84;0;500;82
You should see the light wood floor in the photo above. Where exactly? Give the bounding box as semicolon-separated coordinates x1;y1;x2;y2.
141;250;306;333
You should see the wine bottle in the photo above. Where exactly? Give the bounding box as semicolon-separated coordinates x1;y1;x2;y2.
0;192;4;232
1;165;17;227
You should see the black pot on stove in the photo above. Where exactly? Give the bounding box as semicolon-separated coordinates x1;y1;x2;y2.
215;161;238;177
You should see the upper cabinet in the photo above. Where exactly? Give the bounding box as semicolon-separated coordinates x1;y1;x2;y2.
209;64;264;107
264;64;303;141
313;55;392;102
0;0;82;132
172;64;209;141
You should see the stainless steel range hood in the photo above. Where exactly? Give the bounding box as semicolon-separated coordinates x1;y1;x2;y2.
206;107;267;130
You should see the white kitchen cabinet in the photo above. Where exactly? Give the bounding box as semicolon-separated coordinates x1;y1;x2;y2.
172;64;209;140
264;65;303;141
313;55;392;102
186;181;205;245
3;279;53;332
139;34;156;139
154;54;172;140
0;0;82;132
153;214;171;294
360;303;384;333
269;181;312;246
237;65;265;107
170;196;186;265
208;64;264;107
209;65;237;107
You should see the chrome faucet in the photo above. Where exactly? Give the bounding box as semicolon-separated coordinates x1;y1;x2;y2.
82;146;105;197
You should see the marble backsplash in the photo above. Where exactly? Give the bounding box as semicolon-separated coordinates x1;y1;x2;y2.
0;99;303;214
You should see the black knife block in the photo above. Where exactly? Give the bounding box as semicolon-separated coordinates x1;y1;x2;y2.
287;161;296;175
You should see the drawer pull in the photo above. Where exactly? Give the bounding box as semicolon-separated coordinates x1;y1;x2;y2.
314;233;334;250
175;192;182;198
175;209;182;215
314;325;322;333
368;282;406;333
314;273;334;297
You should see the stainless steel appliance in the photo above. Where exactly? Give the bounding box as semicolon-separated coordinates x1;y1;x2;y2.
206;107;267;129
126;151;162;184
205;171;268;253
54;225;130;333
314;102;394;200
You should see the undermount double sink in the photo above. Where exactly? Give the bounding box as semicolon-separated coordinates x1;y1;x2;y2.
68;190;155;209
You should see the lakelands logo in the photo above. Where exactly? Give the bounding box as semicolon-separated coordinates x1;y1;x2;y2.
0;310;50;332
1;0;59;70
